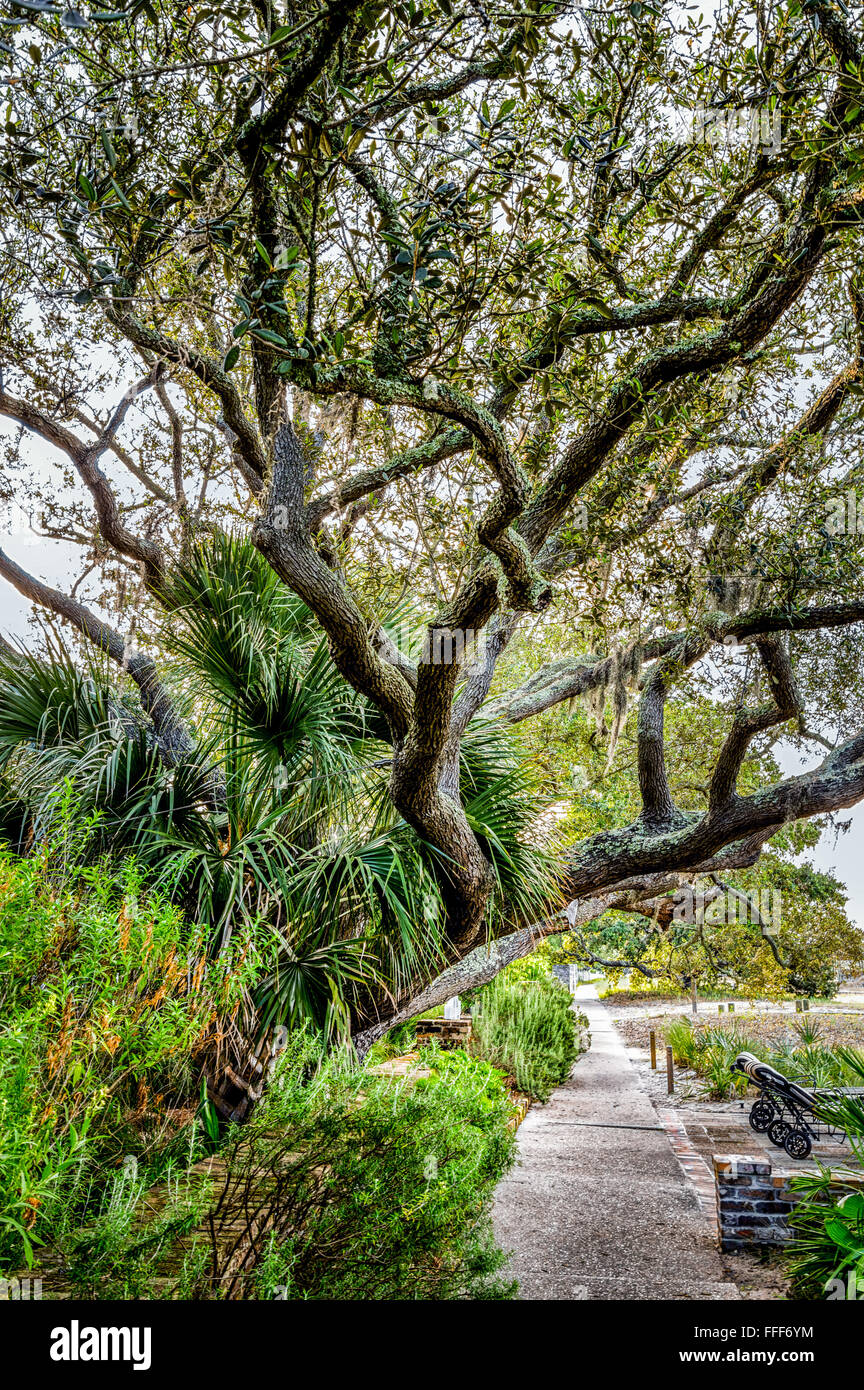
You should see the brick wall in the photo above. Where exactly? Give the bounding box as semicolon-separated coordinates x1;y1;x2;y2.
714;1155;804;1251
714;1154;864;1252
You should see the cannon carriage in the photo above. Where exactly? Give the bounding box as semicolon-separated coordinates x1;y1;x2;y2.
732;1050;861;1160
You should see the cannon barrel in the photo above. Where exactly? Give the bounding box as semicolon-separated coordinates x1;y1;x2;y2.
733;1051;816;1109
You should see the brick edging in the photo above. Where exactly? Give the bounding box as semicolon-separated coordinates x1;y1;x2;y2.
656;1107;717;1217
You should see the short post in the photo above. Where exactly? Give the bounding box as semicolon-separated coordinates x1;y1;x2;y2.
443;996;462;1020
666;1045;674;1095
650;1030;657;1069
691;978;698;1016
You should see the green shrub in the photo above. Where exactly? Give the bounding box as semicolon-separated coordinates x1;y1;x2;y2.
786;1171;864;1299
662;1018;864;1100
666;1018;700;1068
55;1163;212;1301
55;1036;518;1301
503;952;555;983
787;1047;864;1299
1;839;522;1295
665;1021;750;1098
202;1036;518;1300
471;972;585;1102
0;846;520;1300
0;847;258;1270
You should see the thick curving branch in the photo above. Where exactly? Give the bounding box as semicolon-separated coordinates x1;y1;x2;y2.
252;422;414;740
352;840;772;1053
0;547;192;762
709;637;803;811
0;372;165;589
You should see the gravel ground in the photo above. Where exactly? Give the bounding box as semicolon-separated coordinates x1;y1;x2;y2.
722;1249;792;1300
610;999;864;1070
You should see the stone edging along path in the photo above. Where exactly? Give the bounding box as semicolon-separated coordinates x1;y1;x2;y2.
491;989;740;1301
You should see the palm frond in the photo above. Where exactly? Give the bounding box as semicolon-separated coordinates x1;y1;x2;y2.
163;533;372;823
0;644;131;770
460;719;560;928
254;933;374;1038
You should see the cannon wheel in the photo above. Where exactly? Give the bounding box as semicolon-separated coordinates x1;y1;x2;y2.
768;1119;790;1147
749;1100;775;1133
784;1128;812;1160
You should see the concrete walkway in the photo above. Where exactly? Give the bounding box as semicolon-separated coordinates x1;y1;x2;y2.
492;989;740;1300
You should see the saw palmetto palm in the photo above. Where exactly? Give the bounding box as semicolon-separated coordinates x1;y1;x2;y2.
0;535;555;1035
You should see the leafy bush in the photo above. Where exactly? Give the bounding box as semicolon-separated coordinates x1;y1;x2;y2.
502;951;557;983
0;846;256;1269
62;1034;518;1300
55;1164;212;1301
212;1036;518;1301
787;1175;864;1299
1;850;519;1300
471;972;585;1102
663;1019;864;1100
666;1018;701;1069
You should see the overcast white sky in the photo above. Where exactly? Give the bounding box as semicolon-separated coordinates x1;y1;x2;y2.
774;743;864;929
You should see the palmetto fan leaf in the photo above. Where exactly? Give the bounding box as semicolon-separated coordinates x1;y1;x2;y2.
163;534;371;819
280;827;448;997
812;1048;864;1152
459;719;561;929
0;644;160;848
0;644;132;771
254;933;375;1037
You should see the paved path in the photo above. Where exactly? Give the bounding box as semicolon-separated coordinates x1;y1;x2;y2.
492;989;740;1300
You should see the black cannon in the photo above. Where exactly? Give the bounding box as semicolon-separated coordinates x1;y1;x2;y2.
732;1051;851;1160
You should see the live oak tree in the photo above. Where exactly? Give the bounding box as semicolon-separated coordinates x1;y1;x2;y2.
3;0;864;1050
508;680;864;996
